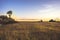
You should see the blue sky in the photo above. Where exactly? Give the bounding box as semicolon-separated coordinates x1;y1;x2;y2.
0;0;60;21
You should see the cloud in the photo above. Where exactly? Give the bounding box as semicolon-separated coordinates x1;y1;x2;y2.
37;4;60;19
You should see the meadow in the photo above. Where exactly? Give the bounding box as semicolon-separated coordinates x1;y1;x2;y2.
0;21;60;40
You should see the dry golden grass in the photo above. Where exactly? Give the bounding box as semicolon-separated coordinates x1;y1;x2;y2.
0;22;60;40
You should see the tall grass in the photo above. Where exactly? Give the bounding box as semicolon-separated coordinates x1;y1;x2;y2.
0;22;60;40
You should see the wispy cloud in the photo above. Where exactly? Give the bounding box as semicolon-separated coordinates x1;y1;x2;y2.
37;4;60;19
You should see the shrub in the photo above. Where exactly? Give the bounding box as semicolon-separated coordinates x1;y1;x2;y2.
49;19;56;22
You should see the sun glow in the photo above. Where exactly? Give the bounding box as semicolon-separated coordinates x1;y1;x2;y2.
10;5;60;21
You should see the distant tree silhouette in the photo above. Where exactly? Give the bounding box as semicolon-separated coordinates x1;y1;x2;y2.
49;19;56;22
40;20;43;22
38;20;43;22
7;10;12;18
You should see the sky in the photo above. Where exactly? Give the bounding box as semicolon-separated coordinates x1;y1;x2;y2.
0;0;60;21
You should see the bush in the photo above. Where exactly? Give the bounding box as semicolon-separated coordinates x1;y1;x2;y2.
0;15;17;24
49;19;56;22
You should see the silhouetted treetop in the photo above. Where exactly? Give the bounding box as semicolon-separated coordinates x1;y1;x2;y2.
7;10;12;18
7;10;12;14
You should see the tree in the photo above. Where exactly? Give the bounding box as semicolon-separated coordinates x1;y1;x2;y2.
40;20;43;22
49;19;56;22
7;10;12;18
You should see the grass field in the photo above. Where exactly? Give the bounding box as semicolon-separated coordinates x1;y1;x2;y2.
0;21;60;40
